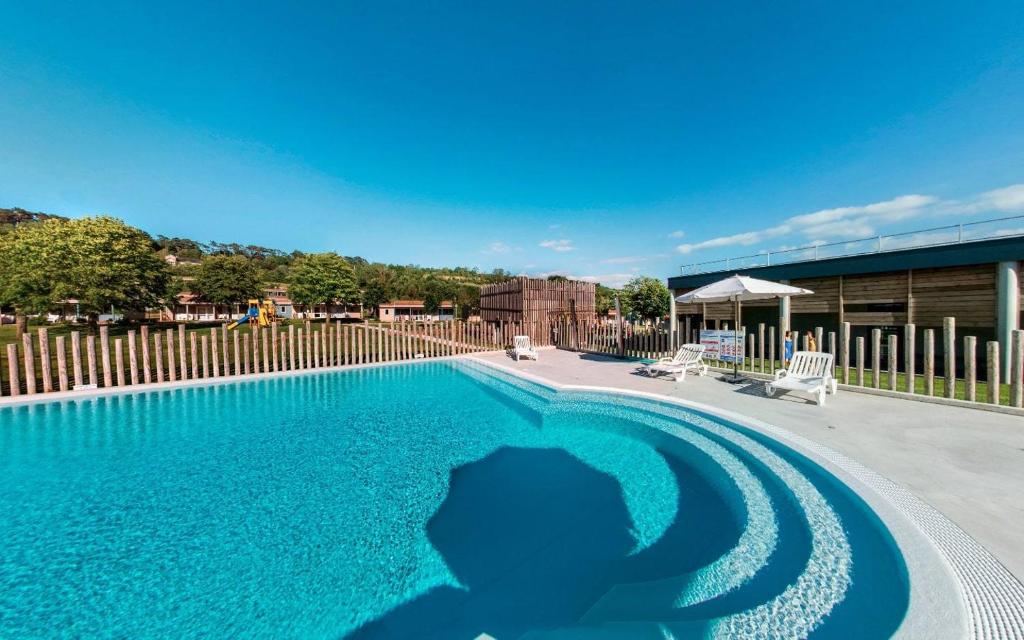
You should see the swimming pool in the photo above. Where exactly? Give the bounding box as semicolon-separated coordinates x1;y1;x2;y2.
0;359;938;638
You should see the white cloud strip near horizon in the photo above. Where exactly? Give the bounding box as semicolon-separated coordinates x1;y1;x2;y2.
540;238;575;252
676;183;1024;255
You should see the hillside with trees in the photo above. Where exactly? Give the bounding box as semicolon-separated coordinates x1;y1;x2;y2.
0;210;615;334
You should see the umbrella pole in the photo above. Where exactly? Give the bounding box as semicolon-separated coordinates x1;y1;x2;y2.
734;298;740;381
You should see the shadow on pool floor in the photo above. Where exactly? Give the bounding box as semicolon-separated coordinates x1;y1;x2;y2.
345;447;639;640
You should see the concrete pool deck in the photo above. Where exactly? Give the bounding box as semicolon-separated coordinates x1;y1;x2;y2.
474;348;1024;584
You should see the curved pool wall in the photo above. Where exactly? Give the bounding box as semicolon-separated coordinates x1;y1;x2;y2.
0;356;1018;638
469;357;1024;640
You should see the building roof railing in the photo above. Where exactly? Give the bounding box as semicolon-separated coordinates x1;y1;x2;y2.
679;214;1024;276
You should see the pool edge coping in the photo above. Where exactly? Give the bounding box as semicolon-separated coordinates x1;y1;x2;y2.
465;356;1024;640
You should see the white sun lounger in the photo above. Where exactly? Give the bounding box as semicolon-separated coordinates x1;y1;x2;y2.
512;335;539;361
641;344;708;381
766;351;837;406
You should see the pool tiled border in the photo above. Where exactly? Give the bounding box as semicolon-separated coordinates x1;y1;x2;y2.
468;356;1024;640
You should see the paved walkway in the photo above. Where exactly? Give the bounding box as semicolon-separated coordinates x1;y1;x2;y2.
475;348;1024;582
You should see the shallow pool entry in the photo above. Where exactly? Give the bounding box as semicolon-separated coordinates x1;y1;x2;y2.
0;361;908;639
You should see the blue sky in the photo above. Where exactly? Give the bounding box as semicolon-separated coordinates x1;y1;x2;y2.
1;2;1022;286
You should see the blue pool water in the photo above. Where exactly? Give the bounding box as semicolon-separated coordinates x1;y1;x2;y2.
0;361;909;639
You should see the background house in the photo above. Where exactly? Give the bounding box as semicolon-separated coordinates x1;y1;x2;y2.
379;300;454;322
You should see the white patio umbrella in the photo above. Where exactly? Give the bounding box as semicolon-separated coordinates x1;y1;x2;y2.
675;274;813;383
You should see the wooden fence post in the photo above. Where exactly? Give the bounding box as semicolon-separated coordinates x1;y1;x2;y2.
964;336;977;402
336;321;343;365
944;317;956;399
56;335;69;391
280;333;288;371
153;333;164;383
114;338;125;386
871;329;881;389
344;325;351;366
243;334;251;374
841;322;851;384
7;343;21;396
768;326;775;370
189;332;199;378
251;329;260;374
233;331;241;375
904;324;915;394
758;323;765;373
86;335;98;386
71;331;84;388
289;325;297;370
262;329;270;373
923;329;934;396
855;337;864;386
987;341;1000;405
221;324;230;375
1011;329;1023;409
166;329;177;382
178;324;188;380
128;330;139;385
828;331;837;378
38;328;53;393
815;326;824;353
201;335;210;378
271;324;279;372
305;321;312;366
211;329;221;377
140;326;151;384
887;334;898;391
100;326;113;387
22;333;36;394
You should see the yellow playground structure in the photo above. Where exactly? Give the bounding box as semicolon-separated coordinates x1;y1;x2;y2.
226;299;278;330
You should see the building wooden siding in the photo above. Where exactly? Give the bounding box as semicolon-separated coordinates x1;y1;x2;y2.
672;263;1004;329
910;264;995;328
790;277;839;313
480;277;596;323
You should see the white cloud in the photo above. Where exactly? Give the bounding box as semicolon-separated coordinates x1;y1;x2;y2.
668;230;685;238
951;184;1024;216
675;183;1024;256
539;239;575;252
600;256;646;264
675;190;962;255
484;241;513;254
677;225;791;254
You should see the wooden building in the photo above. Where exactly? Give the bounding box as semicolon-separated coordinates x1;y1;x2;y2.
667;235;1023;376
480;277;596;324
379;300;454;322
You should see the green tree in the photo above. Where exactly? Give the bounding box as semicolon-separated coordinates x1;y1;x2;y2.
288;253;359;318
192;254;262;310
0;216;170;330
422;278;457;315
595;284;619;316
622;276;670;322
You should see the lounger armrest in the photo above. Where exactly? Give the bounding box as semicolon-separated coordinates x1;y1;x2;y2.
773;369;788;380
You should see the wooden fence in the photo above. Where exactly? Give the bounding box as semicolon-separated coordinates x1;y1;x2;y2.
551;317;1024;409
0;320;529;400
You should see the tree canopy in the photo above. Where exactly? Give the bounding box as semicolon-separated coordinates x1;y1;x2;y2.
621;276;670;322
288;253;359;314
0;216;170;321
192;254;262;305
